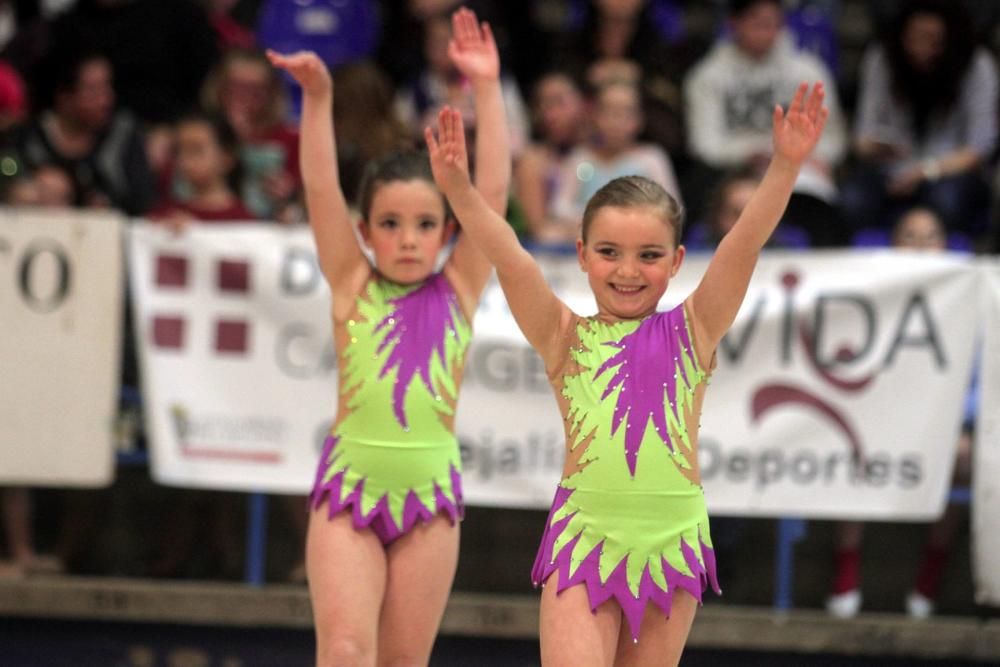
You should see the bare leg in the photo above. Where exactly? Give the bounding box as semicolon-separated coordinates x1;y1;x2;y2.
282;494;309;582
828;520;865;617
912;432;972;601
834;521;864;551
377;515;460;667
2;488;34;564
613;589;698;667
540;578;621;667
307;509;387;667
831;521;864;593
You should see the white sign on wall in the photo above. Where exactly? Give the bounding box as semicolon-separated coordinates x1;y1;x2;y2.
0;209;123;487
129;224;337;492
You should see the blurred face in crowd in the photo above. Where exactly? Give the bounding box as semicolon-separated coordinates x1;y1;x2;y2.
902;12;946;72
534;73;586;147
176;119;234;191
6;178;41;206
587;57;640;91
892;208;946;251
424;16;455;77
408;0;459;21
34;165;75;207
5;165;74;207
220;58;273;134
60;57;114;131
595;0;647;21
713;178;757;239
360;179;452;284
593;82;642;153
731;1;783;60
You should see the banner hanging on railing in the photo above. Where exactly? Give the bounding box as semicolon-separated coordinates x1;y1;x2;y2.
130;225;980;520
0;209;123;486
129;224;337;493
973;260;1000;606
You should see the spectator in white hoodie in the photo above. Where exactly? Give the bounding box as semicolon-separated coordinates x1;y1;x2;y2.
683;0;847;246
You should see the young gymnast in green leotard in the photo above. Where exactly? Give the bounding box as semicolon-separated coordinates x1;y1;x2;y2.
427;81;828;666
268;8;509;666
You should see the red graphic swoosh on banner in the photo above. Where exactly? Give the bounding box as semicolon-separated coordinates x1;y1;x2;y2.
181;445;282;463
752;384;863;460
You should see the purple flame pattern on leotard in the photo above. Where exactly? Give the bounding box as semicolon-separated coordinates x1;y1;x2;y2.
593;307;695;476
531;486;720;641
310;435;464;545
375;273;461;429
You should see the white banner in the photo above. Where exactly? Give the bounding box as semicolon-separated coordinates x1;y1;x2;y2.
131;226;980;520
0;209;123;487
129;224;336;492
974;259;1000;605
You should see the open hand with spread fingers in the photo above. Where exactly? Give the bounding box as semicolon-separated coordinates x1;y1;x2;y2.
265;49;330;98
425;106;471;198
447;7;500;84
773;82;829;166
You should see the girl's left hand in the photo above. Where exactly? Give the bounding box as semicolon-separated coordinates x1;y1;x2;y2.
773;82;828;166
425;106;471;197
447;8;499;83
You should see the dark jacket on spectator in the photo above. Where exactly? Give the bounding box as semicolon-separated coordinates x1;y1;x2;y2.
16;109;155;215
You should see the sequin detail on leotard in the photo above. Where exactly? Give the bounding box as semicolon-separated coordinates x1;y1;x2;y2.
310;273;470;544
532;303;720;640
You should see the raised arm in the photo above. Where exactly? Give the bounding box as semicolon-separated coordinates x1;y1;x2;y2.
267;50;367;290
442;9;511;302
689;82;828;351
427;108;571;371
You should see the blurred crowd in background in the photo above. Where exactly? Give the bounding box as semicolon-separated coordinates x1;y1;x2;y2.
0;0;996;620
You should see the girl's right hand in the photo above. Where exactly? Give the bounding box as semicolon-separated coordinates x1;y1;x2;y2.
447;8;499;84
425;106;471;197
266;50;331;98
772;82;828;166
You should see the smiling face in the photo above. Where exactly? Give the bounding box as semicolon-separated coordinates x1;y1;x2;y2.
360;179;452;284
577;205;684;321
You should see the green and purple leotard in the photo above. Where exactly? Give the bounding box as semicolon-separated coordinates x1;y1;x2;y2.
531;302;721;641
310;272;470;545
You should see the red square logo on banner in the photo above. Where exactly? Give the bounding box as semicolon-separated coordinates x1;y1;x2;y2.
156;255;188;288
152;316;185;349
217;260;250;294
215;319;249;354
